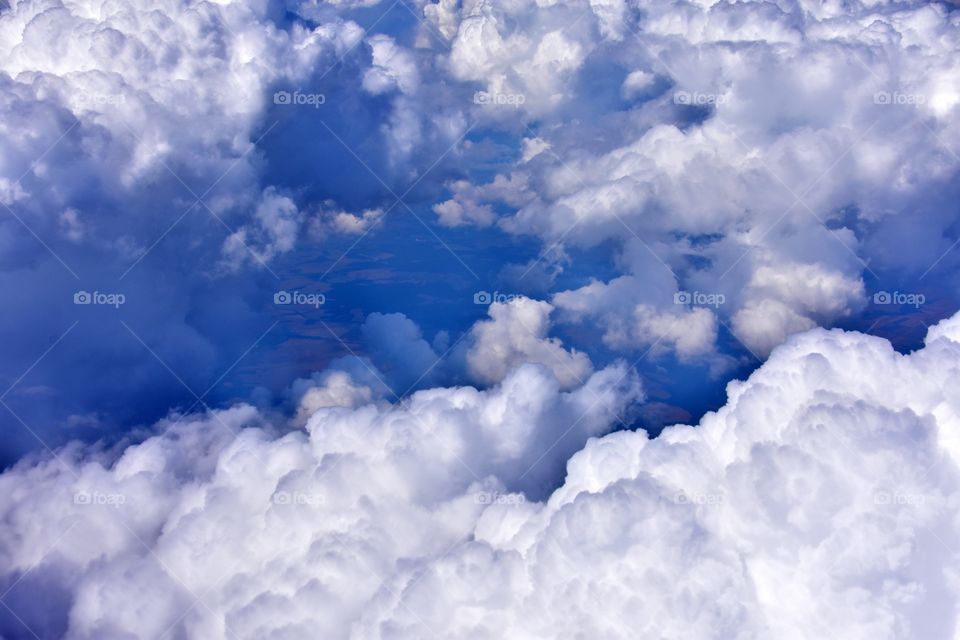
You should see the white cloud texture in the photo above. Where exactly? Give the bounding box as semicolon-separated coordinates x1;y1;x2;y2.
2;1;960;637
0;362;640;638
434;0;960;358
462;297;594;390
447;1;593;116
221;188;303;270
552;267;721;360
3;311;960;638
0;0;363;265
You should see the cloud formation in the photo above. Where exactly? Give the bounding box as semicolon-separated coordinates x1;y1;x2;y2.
3;313;960;638
0;0;374;458
2;2;960;636
461;297;593;390
2;0;958;460
0;360;640;638
434;0;960;358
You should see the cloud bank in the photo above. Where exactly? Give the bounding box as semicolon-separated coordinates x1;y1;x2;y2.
2;0;960;636
435;0;960;359
2;313;960;638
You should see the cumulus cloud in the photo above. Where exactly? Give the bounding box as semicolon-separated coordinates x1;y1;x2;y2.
461;297;593;390
0;360;640;638
307;200;385;238
5;0;957;462
729;261;866;356
221;188;303;270
433;174;531;228
362;34;420;96
431;0;960;359
0;0;377;456
288;356;392;426
3;1;960;635
5;310;960;637
356;299;599;396
552;245;721;361
0;0;358;221
557;280;721;359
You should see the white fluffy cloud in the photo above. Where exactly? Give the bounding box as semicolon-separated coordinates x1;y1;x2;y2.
0;361;640;638
221;188;303;270
433;174;532;228
307;200;386;239
4;310;960;637
554;276;721;360
362;34;419;96
0;0;364;264
552;245;722;361
462;297;594;390
446;1;595;116
2;1;960;636
730;261;867;356
288;356;392;426
429;0;960;359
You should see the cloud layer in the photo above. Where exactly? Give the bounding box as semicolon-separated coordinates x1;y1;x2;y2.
435;0;960;358
1;0;958;460
2;313;960;638
2;1;960;636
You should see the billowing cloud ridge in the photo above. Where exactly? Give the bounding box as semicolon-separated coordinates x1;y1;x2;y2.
2;314;960;638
